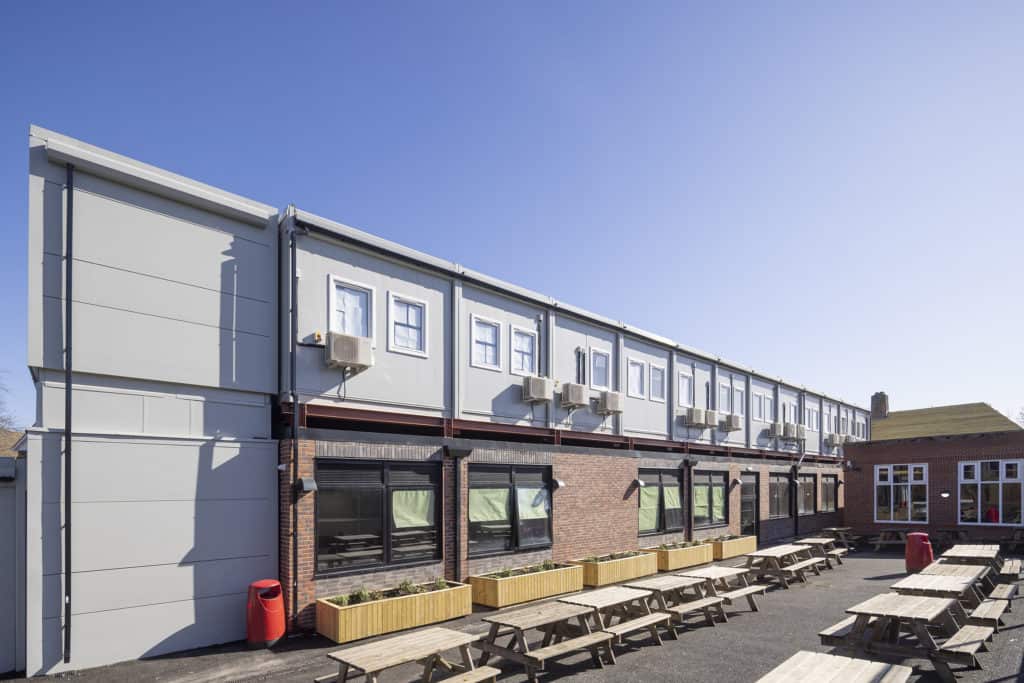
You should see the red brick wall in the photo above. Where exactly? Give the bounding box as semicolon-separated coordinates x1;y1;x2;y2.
844;431;1024;539
279;440;316;631
551;453;641;560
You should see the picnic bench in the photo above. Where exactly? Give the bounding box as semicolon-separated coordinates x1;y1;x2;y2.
871;529;909;552
743;544;826;589
940;544;1001;570
476;600;613;681
822;526;863;551
922;561;996;594
558;586;674;646
890;574;983;609
757;650;912;683
677;565;768;612
624;574;726;628
795;536;847;568
323;626;489;683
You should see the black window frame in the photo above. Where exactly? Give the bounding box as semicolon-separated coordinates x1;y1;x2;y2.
468;464;554;559
313;459;443;578
637;469;685;536
769;473;791;519
821;475;838;513
692;470;729;529
797;473;817;516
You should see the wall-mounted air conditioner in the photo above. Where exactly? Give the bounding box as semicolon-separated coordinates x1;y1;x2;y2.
597;391;624;415
325;332;373;371
825;433;843;447
704;410;719;428
769;422;784;438
685;407;707;427
783;422;798;440
522;376;552;403
722;414;743;432
796;425;806;440
560;383;589;410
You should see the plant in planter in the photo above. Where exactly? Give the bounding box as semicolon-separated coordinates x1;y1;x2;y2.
569;550;658;586
468;560;583;608
645;539;714;571
712;534;757;560
316;577;472;644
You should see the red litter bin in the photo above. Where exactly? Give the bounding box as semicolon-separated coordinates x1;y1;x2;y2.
905;532;934;573
247;579;285;648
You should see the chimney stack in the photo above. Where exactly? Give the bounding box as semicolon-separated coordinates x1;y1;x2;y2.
871;392;889;420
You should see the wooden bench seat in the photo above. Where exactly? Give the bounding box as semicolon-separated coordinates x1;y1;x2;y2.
968;599;1008;630
783;557;825;580
826;548;848;565
936;624;994;668
718;584;768;612
601;611;673;644
999;559;1021;581
666;597;727;626
818;615;877;647
989;582;1017;607
439;666;502;683
525;631;614;666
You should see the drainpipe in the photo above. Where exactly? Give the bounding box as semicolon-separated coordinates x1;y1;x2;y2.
682;457;694;542
792;449;808;540
288;215;300;629
63;163;74;663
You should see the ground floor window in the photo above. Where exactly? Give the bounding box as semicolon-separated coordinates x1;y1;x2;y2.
797;474;816;515
959;460;1022;525
315;460;441;574
821;475;838;512
468;465;553;556
693;470;728;527
875;464;927;523
769;473;790;518
638;469;684;535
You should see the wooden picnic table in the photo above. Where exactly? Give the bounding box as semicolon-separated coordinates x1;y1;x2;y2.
757;650;912;683
921;562;996;593
941;544;1001;569
890;574;983;608
326;626;481;683
795;536;844;568
624;574;726;627
872;529;909;552
477;600;612;681
743;544;825;589
558;586;674;644
822;526;859;551
676;564;767;612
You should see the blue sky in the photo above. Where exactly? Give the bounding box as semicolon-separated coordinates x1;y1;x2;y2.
1;2;1021;428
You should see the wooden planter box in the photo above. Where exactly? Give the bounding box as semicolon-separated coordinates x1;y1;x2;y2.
468;564;583;608
647;543;714;571
316;582;472;644
712;536;757;560
570;552;658;587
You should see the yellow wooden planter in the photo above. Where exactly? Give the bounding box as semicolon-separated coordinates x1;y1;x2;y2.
468;564;583;608
570;552;658;587
712;536;757;560
316;582;472;644
646;543;714;571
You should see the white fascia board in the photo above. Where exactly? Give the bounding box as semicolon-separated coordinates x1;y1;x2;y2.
32;125;276;226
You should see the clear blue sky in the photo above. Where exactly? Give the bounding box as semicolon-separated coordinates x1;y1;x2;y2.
1;2;1022;428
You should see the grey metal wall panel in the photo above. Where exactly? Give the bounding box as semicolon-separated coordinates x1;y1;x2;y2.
551;315;617;433
0;481;16;673
673;353;714;443
621;336;670;438
713;369;749;445
750;376;777;448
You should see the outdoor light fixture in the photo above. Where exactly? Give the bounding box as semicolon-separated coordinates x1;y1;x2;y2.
633;478;646;488
553;479;567;490
940;490;951;499
731;477;742;487
295;477;318;494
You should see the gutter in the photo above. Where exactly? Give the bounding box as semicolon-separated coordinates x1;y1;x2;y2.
63;163;74;663
287;212;301;629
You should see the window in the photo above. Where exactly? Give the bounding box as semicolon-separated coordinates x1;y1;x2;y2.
677;373;693;407
875;464;928;523
693;471;728;527
765;396;775;422
650;365;666;403
627;359;646;398
510;326;537;376
959;460;1022;526
769;473;791;518
821;475;838;512
471;316;501;370
753;394;765;422
468;465;553;556
388;293;427;356
574;348;587;384
719;383;731;414
315;461;440;574
733;388;745;416
591;349;610;390
841;413;849;434
638;470;684;535
331;278;373;339
798;474;816;515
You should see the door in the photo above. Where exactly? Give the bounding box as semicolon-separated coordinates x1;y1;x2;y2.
740;473;759;540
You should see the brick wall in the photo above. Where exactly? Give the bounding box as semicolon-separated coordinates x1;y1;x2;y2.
279;440;316;631
551;453;641;560
844;431;1024;539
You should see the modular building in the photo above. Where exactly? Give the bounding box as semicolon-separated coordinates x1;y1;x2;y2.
12;127;870;674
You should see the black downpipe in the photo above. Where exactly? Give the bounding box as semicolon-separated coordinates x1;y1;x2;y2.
450;447;461;582
63;163;74;663
792;464;799;540
683;458;694;542
289;222;300;629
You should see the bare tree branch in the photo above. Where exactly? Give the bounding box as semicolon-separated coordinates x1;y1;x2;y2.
0;380;15;432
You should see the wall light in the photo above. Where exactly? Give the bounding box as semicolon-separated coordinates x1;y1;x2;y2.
633;479;646;488
553;479;567;490
940;490;951;499
295;477;318;495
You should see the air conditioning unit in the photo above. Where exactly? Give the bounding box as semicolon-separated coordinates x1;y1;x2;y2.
825;433;843;447
685;407;707;428
704;410;719;428
783;422;798;440
521;376;552;403
769;422;784;438
722;414;743;432
324;332;373;371
796;425;807;440
597;391;624;415
560;383;589;410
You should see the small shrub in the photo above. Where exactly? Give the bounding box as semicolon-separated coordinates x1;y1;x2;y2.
349;587;373;604
328;594;349;607
398;580;424;595
540;559;556;571
432;577;448;591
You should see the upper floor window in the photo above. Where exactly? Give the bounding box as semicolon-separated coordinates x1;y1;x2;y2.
677;372;693;407
331;278;373;339
650;365;666;403
638;470;684;535
627;358;647;398
510;326;537;376
591;349;610;390
733;388;745;416
753;394;765;421
765;396;775;422
468;465;553;556
471;316;501;371
769;473;791;518
841;413;849;433
875;464;927;523
388;293;427;357
960;460;1022;526
719;383;731;413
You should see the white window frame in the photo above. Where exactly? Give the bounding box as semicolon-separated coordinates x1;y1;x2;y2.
328;275;376;345
958;459;1024;527
469;314;503;372
509;324;538;377
719;383;731;414
649;363;666;403
753;393;765;422
590;348;612;391
386;291;428;358
733;387;745;416
874;464;929;524
765;396;775;422
677;372;693;408
627;358;647;399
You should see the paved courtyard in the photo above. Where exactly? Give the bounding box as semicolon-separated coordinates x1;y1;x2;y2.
40;553;1024;682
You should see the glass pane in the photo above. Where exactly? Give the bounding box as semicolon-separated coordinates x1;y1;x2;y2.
693;484;710;526
719;385;730;412
711;484;727;523
962;464;976;481
468;488;511;555
593;352;609;387
317;485;383;571
960;483;978;523
910;485;927;522
1002;483;1021;524
678;375;692;406
651;368;664;399
663;486;682;511
982;462;1000;482
875;485;892;521
517;486;551;546
629;362;645;395
877;467;889;483
734;389;745;415
911;465;926;482
1006;463;1020;480
392;489;435;528
337;286;369;337
892;485;910;521
469;488;509;522
981;483;1000;523
892;466;909;484
639;486;660;533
